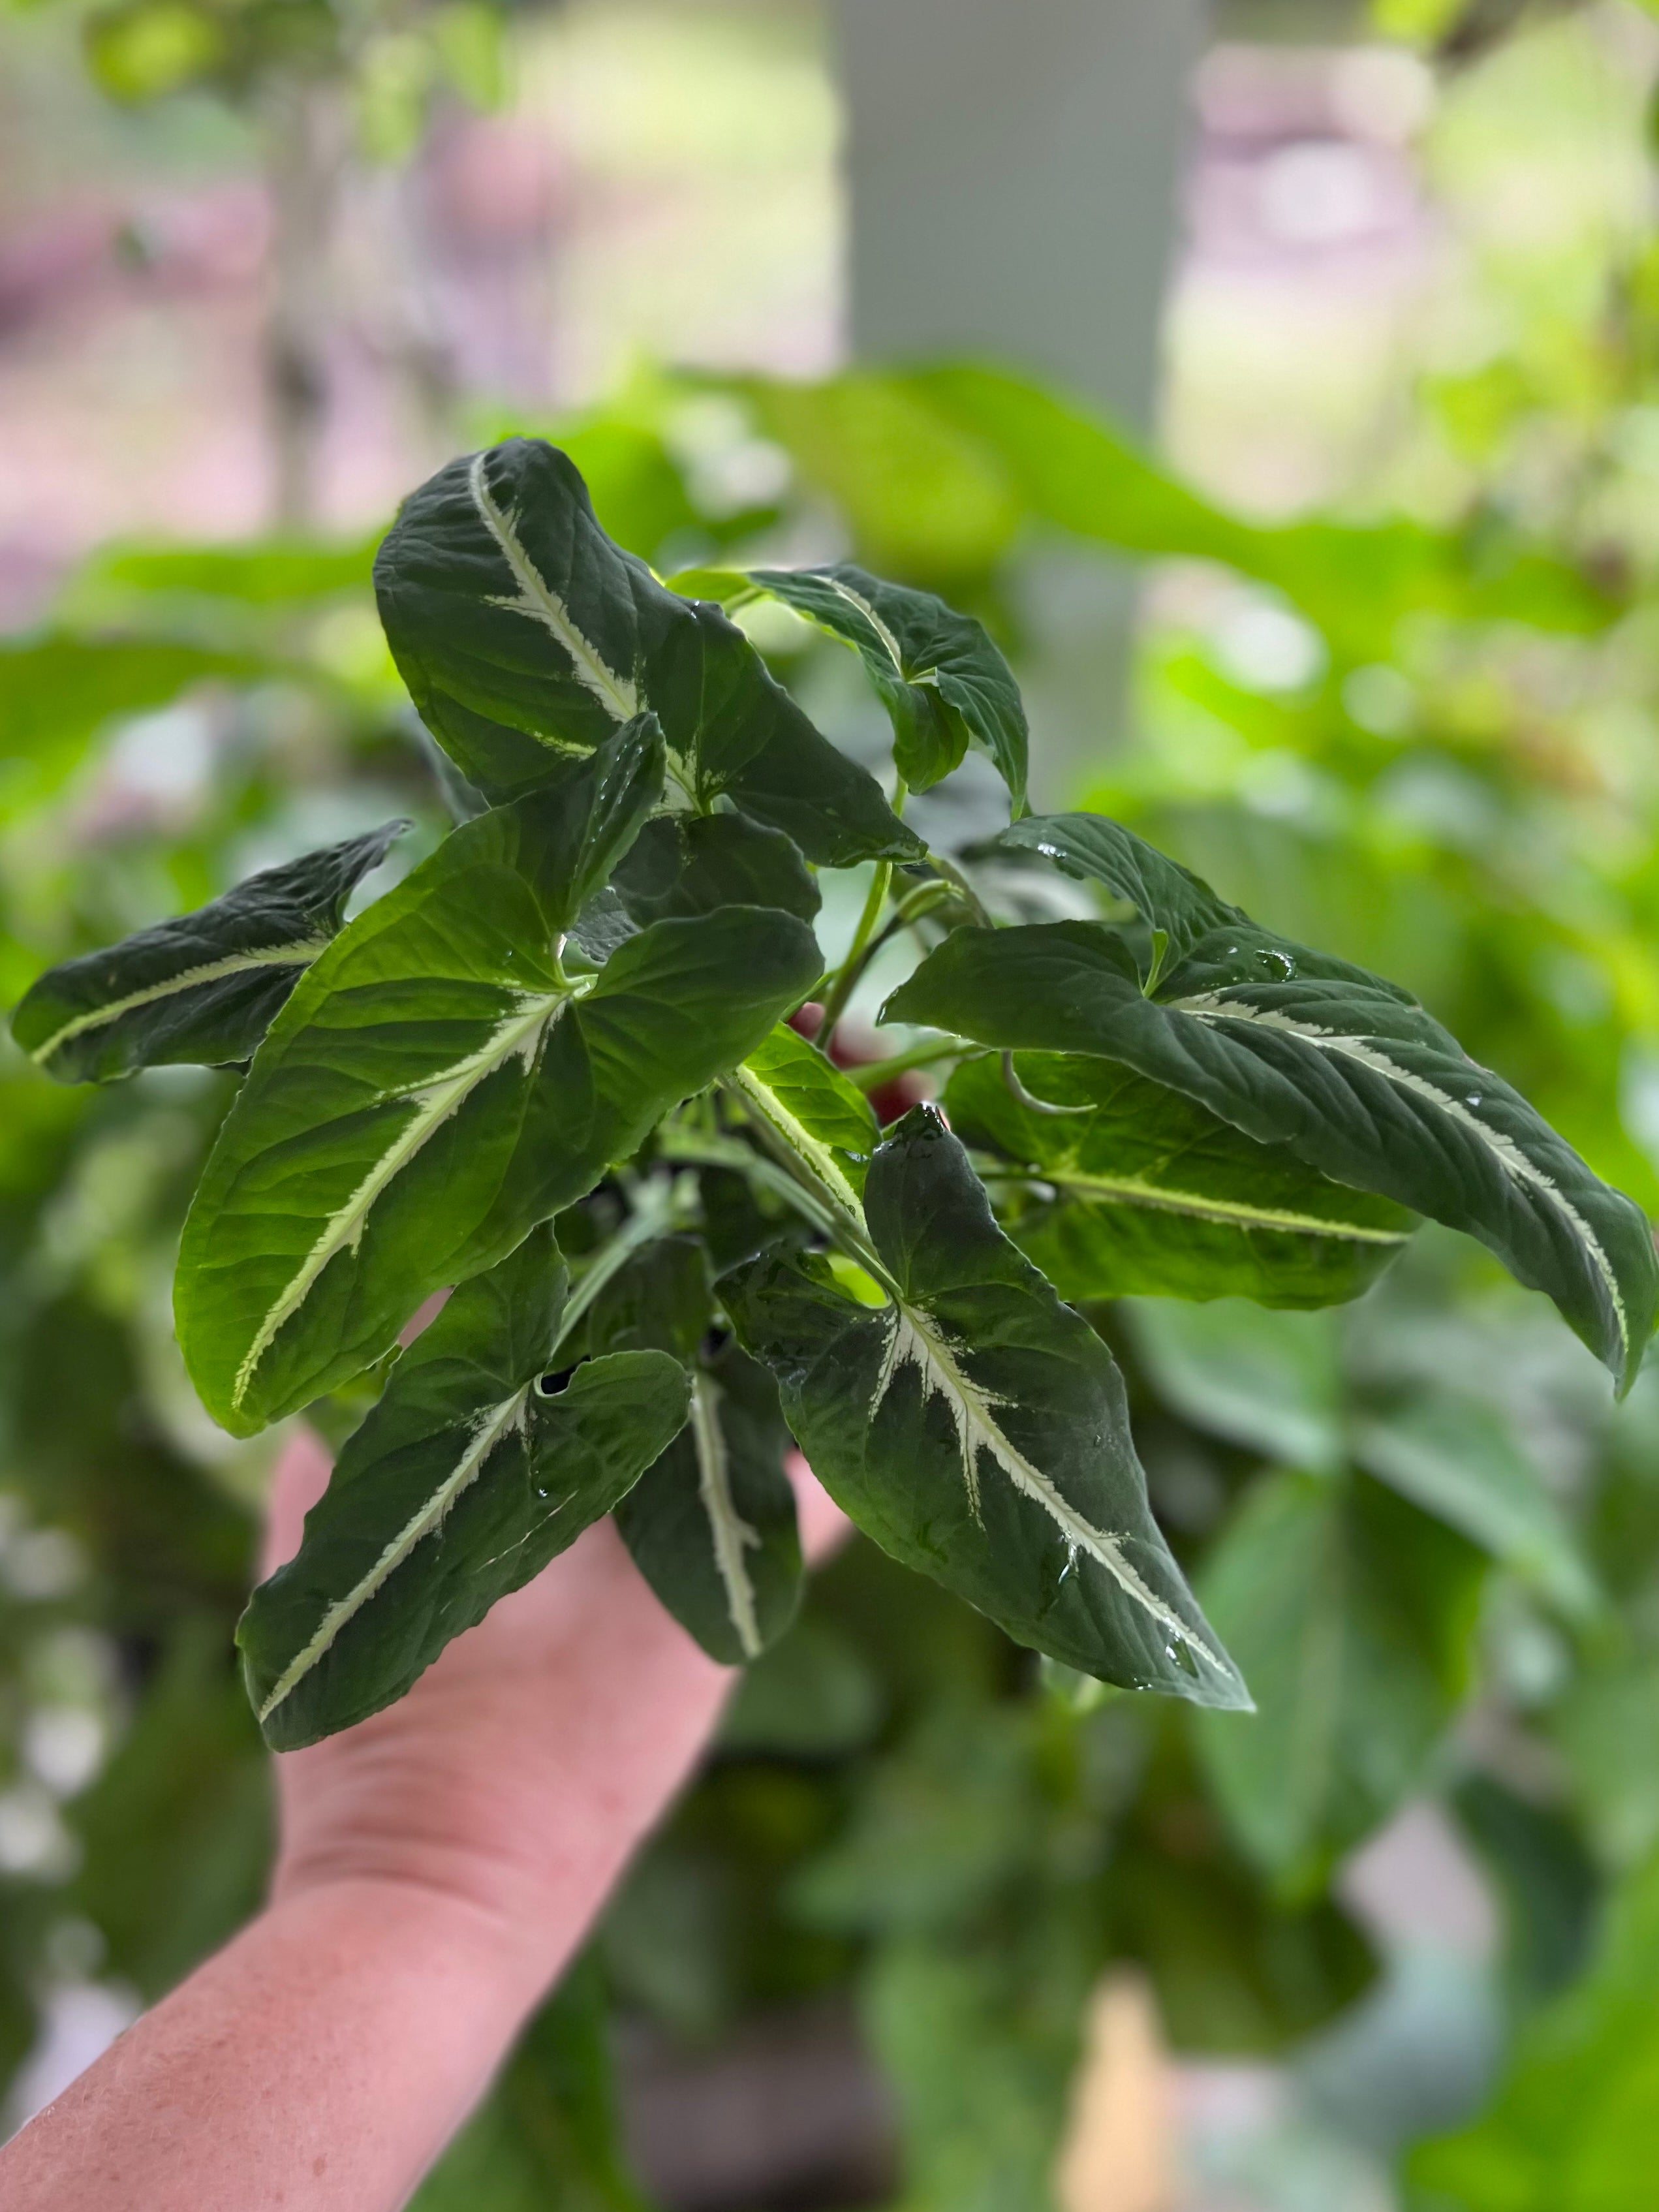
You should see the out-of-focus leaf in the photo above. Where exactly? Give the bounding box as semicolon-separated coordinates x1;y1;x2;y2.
67;1623;271;2001
1353;1390;1598;1617
947;1052;1414;1313
1409;1850;1659;2211
11;821;405;1085
1451;1773;1600;2008
1195;1469;1486;1892
0;633;264;759
411;1951;651;2212
1125;1300;1345;1472
1552;1649;1659;1870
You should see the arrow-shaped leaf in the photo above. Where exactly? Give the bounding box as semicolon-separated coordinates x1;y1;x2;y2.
238;1228;692;1749
375;437;920;865
177;723;821;1433
982;811;1243;972
723;1105;1249;1708
886;919;1658;1392
944;1050;1414;1309
11;822;406;1084
741;563;1028;806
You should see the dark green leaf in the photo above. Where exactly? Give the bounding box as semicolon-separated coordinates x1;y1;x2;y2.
616;1340;803;1664
723;1106;1248;1709
946;1051;1414;1311
612;812;820;927
178;724;820;1433
10;821;405;1084
983;813;1241;971
747;563;1028;805
886;918;1658;1392
1194;1469;1485;1891
375;437;920;865
239;1230;692;1749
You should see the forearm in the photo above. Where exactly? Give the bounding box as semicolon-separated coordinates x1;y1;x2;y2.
0;1878;550;2212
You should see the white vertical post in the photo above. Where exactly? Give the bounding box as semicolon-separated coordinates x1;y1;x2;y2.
830;0;1208;801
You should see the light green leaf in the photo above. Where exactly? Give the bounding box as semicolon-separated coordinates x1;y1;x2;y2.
1195;1469;1486;1891
178;723;820;1433
726;1021;882;1213
886;916;1658;1392
1410;1852;1659;2211
10;822;405;1085
745;563;1028;805
1353;1390;1598;1618
1126;1300;1346;1474
238;1229;691;1749
723;1106;1249;1709
946;1051;1414;1311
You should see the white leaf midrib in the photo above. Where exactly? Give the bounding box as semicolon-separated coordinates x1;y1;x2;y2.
256;1383;531;1725
871;1299;1231;1682
690;1375;763;1660
231;990;566;1412
31;940;328;1065
1171;991;1628;1361
469;452;640;724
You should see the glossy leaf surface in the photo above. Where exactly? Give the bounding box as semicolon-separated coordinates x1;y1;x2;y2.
375;437;918;865
887;918;1657;1391
239;1230;691;1749
12;822;405;1084
178;725;820;1433
724;1106;1248;1708
946;1051;1414;1310
746;563;1028;804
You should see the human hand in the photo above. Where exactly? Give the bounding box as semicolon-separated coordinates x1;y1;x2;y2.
267;1425;848;2004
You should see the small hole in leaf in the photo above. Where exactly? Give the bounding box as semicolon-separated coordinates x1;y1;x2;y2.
538;1365;579;1397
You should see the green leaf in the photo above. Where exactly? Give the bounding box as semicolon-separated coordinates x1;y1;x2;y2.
1409;1852;1659;2211
745;563;1028;805
1126;1300;1346;1473
728;1021;882;1209
0;632;266;766
374;437;920;865
984;813;1241;969
573;1230;804;1664
1352;1390;1598;1618
886;917;1658;1392
238;1229;692;1749
10;822;406;1084
611;811;820;927
615;1341;803;1665
946;1051;1414;1311
723;1105;1249;1709
178;723;820;1433
1194;1469;1485;1892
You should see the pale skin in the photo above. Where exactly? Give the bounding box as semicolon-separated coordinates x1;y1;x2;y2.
0;1426;847;2211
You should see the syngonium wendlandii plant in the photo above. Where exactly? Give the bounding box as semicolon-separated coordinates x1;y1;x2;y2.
12;437;1657;1748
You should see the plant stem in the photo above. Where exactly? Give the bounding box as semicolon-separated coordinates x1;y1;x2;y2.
818;779;908;1042
844;1036;972;1093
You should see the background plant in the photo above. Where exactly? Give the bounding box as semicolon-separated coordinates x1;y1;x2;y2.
7;10;1659;2212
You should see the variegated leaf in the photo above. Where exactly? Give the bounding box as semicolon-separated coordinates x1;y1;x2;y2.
178;723;820;1434
743;563;1029;804
886;917;1659;1393
11;822;406;1083
238;1229;692;1748
944;1050;1414;1309
722;1106;1248;1707
375;437;920;865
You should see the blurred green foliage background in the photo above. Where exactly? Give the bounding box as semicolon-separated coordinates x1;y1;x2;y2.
6;3;1659;2209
